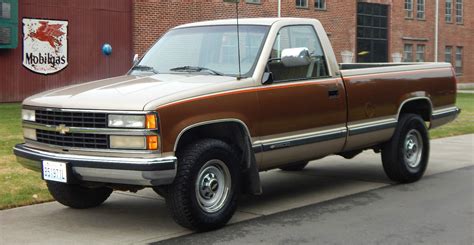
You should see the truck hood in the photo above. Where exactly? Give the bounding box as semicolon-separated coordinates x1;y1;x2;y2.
23;74;238;111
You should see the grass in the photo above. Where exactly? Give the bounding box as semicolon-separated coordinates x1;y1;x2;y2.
0;103;52;210
0;93;472;210
430;93;474;138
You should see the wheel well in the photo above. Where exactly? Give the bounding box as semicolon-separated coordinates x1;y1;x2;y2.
175;122;251;167
175;121;261;195
399;99;432;122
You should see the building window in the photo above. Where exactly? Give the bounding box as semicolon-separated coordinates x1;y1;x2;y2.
405;0;413;18
296;0;308;8
315;0;326;10
416;44;425;62
445;0;452;22
445;46;452;64
404;44;414;62
245;0;261;4
456;0;463;23
417;0;425;19
455;47;463;74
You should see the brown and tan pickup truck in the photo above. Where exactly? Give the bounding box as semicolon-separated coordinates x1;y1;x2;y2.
14;18;460;231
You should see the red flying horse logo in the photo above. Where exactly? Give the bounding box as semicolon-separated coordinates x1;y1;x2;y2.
29;21;65;51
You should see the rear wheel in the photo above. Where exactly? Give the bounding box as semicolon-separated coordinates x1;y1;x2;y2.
46;181;112;209
166;139;240;231
280;161;309;171
382;113;430;183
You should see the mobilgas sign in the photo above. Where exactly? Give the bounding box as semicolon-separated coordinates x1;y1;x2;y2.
22;18;68;74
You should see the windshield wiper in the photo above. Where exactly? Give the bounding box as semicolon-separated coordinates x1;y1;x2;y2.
131;65;159;74
169;66;223;76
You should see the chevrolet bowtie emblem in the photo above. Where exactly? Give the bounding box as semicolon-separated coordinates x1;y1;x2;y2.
56;124;70;135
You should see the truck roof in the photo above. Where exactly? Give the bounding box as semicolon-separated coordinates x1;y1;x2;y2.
174;17;318;29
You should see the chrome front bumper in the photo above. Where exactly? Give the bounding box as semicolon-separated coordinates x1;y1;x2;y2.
13;144;177;186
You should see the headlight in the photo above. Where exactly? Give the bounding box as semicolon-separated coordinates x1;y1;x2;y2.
108;115;145;128
22;109;36;121
108;114;158;129
110;136;146;149
23;128;37;140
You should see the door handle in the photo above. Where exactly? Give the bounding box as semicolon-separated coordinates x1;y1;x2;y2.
328;87;339;98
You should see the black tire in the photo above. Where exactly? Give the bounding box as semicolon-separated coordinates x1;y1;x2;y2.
382;113;430;183
46;181;112;209
152;186;170;199
166;139;240;231
279;161;309;171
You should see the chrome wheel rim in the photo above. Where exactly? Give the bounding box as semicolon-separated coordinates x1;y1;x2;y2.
195;159;231;213
404;129;423;168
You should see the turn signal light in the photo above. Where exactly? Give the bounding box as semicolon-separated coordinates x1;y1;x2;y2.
147;135;159;150
146;114;157;129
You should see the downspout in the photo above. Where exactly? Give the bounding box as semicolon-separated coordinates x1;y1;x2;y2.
278;0;281;17
435;0;439;62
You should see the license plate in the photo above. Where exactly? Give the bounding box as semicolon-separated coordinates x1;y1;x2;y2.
42;160;68;183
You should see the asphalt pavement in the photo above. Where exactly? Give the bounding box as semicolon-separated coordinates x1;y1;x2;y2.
0;134;472;244
156;166;474;245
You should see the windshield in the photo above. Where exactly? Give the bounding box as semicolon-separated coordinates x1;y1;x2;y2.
131;25;269;77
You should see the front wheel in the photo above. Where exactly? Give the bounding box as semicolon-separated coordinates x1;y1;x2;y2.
382;113;430;183
166;139;240;231
46;181;112;209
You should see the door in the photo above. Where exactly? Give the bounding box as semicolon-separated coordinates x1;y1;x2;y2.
356;2;388;63
256;25;347;170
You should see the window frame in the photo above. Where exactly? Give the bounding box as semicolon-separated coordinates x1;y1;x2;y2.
405;0;414;19
455;0;463;24
445;46;452;64
245;0;261;4
268;24;331;84
315;0;326;10
295;0;308;9
445;0;453;23
455;46;463;75
416;0;425;20
416;44;425;62
403;43;414;62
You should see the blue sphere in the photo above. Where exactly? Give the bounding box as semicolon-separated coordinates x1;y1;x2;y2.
102;43;112;56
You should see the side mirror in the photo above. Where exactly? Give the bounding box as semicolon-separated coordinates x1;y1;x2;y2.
132;54;139;65
281;47;311;67
262;72;273;84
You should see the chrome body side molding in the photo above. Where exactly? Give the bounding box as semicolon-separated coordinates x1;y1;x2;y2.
252;127;347;153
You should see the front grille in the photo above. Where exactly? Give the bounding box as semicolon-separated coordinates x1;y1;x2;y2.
36;129;108;149
35;110;108;128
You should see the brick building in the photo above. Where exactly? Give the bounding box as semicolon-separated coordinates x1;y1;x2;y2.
133;0;472;83
0;0;472;102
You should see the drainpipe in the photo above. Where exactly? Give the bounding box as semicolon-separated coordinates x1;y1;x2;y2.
435;0;439;62
278;0;281;17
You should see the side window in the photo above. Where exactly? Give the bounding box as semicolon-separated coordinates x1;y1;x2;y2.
268;25;329;82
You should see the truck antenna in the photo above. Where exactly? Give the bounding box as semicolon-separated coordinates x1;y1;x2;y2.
235;1;242;80
224;0;242;79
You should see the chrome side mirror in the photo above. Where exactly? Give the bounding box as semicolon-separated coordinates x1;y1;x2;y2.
281;47;311;67
132;54;139;65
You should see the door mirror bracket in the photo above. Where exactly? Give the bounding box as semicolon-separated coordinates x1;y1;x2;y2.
262;72;273;85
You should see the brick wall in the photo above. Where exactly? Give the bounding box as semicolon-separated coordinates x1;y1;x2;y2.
132;0;472;83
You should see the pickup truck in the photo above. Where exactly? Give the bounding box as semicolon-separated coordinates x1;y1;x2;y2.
14;18;460;231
